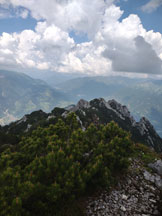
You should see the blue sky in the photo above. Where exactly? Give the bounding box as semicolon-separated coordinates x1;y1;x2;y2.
0;0;162;77
0;17;37;35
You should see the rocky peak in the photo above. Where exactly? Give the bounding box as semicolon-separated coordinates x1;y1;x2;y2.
108;99;135;123
90;98;108;107
108;99;132;118
69;98;135;126
133;117;162;152
77;99;90;109
139;117;156;132
16;115;27;125
136;117;154;136
69;99;90;112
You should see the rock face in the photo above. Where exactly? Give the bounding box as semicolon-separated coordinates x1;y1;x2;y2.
108;99;136;125
134;117;162;152
148;160;162;176
144;170;162;189
77;99;90;109
86;159;162;216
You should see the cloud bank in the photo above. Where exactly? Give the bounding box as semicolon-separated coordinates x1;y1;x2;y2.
0;0;162;76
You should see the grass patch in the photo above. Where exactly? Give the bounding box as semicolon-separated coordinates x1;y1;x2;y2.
133;143;160;165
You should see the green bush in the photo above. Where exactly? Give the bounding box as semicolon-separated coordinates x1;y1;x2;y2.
0;113;133;216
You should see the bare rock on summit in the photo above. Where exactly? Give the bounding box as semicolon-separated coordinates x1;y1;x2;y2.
108;99;136;125
77;99;90;109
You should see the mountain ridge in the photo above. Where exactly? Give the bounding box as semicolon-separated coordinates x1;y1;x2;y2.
0;97;162;216
2;98;162;152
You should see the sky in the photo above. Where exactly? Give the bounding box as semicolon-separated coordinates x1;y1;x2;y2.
0;0;162;77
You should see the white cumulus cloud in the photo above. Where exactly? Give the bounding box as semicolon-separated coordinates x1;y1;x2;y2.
0;0;162;76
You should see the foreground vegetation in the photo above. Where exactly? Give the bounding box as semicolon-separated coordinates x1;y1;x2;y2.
0;113;161;215
0;113;134;215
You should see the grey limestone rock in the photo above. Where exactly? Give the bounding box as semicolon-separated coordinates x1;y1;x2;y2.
148;160;162;176
86;159;162;216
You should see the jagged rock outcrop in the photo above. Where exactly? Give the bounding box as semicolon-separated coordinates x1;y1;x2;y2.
77;99;90;109
134;117;162;152
108;99;136;125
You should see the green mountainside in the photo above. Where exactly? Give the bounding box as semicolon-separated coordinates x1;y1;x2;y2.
0;70;70;125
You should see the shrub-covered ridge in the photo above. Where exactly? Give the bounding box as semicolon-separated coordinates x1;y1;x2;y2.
0;113;134;216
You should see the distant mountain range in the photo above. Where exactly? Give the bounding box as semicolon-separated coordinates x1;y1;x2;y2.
1;70;162;139
56;76;162;137
0;70;70;125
